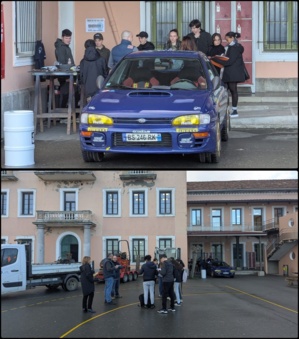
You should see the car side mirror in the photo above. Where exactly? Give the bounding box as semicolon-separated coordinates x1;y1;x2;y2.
96;75;105;89
212;76;220;90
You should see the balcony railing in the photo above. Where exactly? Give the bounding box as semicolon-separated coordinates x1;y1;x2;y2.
279;229;298;243
119;171;157;180
187;224;265;233
35;210;95;226
263;218;279;231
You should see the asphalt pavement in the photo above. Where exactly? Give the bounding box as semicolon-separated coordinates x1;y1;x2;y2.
1;275;298;338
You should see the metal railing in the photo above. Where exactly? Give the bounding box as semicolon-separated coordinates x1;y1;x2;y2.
187;223;265;232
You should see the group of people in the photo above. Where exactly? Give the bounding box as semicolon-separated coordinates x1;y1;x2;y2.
54;19;246;116
139;254;185;314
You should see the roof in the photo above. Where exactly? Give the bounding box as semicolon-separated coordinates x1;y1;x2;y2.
187;179;298;192
126;50;206;59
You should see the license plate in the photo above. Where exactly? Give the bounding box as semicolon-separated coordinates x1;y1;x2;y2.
223;272;229;274
123;133;161;142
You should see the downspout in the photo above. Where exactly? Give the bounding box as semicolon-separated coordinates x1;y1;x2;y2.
104;1;120;45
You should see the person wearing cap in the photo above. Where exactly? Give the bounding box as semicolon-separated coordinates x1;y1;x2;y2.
108;30;138;70
136;31;155;51
93;33;110;73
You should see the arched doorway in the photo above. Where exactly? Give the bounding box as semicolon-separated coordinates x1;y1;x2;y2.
61;234;79;262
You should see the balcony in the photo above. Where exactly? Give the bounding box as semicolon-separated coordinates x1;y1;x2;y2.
119;171;157;180
187;224;266;236
1;170;18;181
33;210;96;227
34;171;96;181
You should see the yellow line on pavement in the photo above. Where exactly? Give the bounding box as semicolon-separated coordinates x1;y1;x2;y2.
225;285;298;314
60;303;138;338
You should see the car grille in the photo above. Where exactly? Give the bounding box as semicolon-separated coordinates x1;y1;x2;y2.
113;117;172;125
113;133;172;147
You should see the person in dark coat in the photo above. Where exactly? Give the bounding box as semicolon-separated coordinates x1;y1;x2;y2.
80;39;108;102
187;19;212;55
215;31;246;118
54;29;75;108
136;31;155;51
111;255;124;299
139;254;157;309
207;33;225;75
80;256;96;313
164;29;181;50
94;33;110;74
157;254;175;314
170;258;183;306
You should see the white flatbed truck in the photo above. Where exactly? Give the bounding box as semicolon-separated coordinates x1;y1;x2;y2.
1;243;82;295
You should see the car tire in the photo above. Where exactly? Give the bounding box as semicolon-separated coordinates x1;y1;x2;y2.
211;271;215;278
211;122;221;163
82;151;104;162
199;153;206;163
221;107;230;141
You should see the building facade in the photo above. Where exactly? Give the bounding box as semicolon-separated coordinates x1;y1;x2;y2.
1;1;297;138
1;170;297;276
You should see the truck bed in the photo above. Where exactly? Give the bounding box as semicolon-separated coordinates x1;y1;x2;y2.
31;262;81;276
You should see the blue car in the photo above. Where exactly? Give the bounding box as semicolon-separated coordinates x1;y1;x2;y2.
79;50;229;163
205;260;235;278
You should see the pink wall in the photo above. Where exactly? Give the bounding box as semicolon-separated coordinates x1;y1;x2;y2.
256;62;298;78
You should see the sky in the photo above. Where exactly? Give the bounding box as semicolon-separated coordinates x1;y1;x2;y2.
187;170;298;182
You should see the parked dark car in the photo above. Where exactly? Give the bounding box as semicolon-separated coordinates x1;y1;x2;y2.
205;260;235;278
79;50;229;163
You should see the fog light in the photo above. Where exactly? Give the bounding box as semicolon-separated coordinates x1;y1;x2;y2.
80;131;93;137
193;132;209;138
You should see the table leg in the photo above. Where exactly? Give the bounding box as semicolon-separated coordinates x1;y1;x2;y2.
33;75;40;133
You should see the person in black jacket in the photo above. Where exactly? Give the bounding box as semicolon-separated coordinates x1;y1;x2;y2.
136;31;155;50
171;258;183;306
157;254;175;314
215;31;246;118
187;19;212;55
207;33;225;75
80;39;108;103
139;254;157;309
80;256;96;313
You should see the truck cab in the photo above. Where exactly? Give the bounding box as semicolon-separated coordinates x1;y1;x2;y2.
1;244;27;294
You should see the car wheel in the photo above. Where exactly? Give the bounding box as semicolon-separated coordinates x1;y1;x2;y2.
230;275;235;278
205;153;212;163
211;122;221;163
211;271;215;278
82;151;104;162
199;153;206;163
221;107;230;141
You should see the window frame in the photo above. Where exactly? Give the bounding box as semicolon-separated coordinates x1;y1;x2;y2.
211;208;222;230
191;208;202;226
1;190;9;217
231;207;243;226
131;237;146;263
103;189;121;217
129;188;148;217
17;189;36;217
157;188;175;216
13;1;42;67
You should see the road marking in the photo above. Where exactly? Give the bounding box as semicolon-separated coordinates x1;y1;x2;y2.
225;286;298;314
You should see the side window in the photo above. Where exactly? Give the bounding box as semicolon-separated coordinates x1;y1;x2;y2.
206;61;218;81
1;248;18;267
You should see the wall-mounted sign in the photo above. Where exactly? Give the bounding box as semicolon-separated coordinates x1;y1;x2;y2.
86;18;105;32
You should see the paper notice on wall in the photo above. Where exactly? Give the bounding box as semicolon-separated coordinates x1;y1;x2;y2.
86;18;105;32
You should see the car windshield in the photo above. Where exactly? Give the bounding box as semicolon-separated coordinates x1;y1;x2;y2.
212;261;230;267
105;57;207;90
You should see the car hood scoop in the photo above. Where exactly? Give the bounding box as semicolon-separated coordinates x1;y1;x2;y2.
128;91;171;97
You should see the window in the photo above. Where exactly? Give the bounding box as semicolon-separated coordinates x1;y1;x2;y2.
159;190;173;215
21;192;34;216
254;243;264;262
274;207;284;226
159;238;173;249
212;209;222;230
232;208;242;225
1;248;18;267
264;1;297;51
106;191;119;215
132;191;145;215
106;239;119;257
64;192;76;211
1;191;8;216
191;209;202;226
212;244;223;261
253;208;263;230
132;238;145;262
151;1;204;48
14;1;42;66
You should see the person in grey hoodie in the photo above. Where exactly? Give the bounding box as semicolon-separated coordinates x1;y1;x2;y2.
139;254;157;309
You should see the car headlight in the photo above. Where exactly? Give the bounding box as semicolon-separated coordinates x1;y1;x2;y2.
81;113;113;125
172;114;210;126
230;270;235;273
214;270;221;273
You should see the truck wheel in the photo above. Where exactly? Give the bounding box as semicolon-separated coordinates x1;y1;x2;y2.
65;277;79;291
133;272;138;281
122;274;128;283
46;284;60;290
128;273;133;281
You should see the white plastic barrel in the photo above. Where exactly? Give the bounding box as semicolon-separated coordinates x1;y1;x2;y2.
4;110;35;166
201;269;207;279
